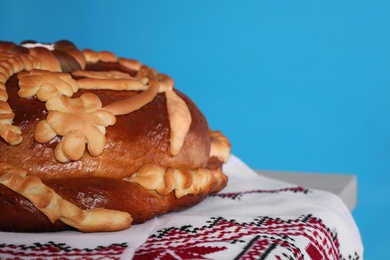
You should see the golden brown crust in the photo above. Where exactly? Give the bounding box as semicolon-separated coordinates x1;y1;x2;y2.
0;40;231;232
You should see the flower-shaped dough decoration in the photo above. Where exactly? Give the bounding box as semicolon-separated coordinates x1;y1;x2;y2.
18;70;79;101
34;93;116;162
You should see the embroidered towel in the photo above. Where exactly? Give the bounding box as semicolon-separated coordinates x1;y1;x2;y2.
0;155;363;259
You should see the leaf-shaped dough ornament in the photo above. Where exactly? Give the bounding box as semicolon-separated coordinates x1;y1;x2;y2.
165;89;192;156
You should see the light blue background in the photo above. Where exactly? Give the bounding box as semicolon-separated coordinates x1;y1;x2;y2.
2;1;389;258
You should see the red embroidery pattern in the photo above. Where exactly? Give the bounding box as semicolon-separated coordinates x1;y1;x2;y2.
133;215;349;260
0;241;127;260
212;186;310;200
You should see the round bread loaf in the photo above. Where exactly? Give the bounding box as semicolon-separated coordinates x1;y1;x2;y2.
0;40;231;232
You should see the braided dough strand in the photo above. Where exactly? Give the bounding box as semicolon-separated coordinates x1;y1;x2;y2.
0;162;132;232
0;52;42;145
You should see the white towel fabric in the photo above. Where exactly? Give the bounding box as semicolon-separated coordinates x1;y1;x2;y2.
0;155;363;259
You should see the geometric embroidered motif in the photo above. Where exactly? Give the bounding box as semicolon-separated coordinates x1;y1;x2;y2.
0;241;127;260
133;214;360;260
211;186;311;200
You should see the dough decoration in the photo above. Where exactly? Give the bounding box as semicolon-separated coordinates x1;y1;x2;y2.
124;164;228;198
35;93;117;162
0;162;132;232
166;88;192;155
18;70;79;101
209;130;231;163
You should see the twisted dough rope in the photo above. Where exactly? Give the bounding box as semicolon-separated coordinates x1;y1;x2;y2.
0;162;132;232
0;53;42;145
